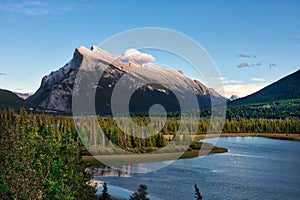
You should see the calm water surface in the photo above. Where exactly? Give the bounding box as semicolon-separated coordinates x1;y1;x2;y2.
97;137;300;200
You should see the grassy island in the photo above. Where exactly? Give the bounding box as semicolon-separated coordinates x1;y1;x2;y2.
83;141;228;167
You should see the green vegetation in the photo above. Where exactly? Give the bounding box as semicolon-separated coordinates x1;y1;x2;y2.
78;115;299;156
129;184;149;200
0;105;298;199
179;98;300;119
99;182;111;200
102;183;203;200
83;143;227;167
222;117;300;133
227;99;300;119
0;108;225;199
0;108;98;200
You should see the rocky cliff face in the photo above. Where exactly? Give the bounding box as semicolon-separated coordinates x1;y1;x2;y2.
27;46;227;114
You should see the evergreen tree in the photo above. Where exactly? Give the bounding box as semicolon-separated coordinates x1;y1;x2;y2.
129;184;149;200
0;109;98;200
194;184;202;200
100;182;111;200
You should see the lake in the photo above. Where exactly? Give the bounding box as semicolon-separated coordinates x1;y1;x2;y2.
96;137;300;199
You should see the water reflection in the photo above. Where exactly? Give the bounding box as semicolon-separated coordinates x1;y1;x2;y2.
88;160;174;177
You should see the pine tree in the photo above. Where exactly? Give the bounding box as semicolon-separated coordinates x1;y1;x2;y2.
129;184;149;200
100;182;111;200
194;184;203;200
0;111;98;200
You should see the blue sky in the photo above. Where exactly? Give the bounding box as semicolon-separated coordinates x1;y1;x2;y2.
0;0;299;97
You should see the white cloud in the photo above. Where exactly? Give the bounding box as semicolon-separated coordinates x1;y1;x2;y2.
251;77;264;82
0;0;80;16
0;72;7;76
215;83;269;98
212;77;241;84
224;80;242;84
212;77;227;81
120;48;155;65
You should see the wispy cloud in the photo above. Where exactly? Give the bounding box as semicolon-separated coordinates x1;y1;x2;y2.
213;76;269;98
238;54;251;58
251;78;264;82
238;53;257;58
237;61;270;68
225;80;242;84
269;63;276;68
237;52;275;69
211;77;242;84
216;83;269;98
120;48;155;65
0;0;81;16
0;72;7;76
237;62;250;68
212;77;226;81
256;62;262;66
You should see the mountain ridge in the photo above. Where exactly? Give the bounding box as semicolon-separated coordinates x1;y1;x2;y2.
229;69;300;105
27;46;227;115
0;89;35;111
14;91;33;99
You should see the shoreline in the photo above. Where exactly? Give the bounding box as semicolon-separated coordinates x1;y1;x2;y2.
193;133;300;141
88;134;299;199
84;148;228;168
83;142;228;167
84;133;299;168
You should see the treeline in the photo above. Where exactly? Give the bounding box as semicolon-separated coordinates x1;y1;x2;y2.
0;108;99;199
222;118;300;133
78;116;193;154
1;108;299;158
76;115;300;155
226;101;300;119
178;99;300;119
99;183;203;200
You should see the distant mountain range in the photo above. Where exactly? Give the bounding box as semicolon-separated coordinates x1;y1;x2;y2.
0;89;34;111
230;69;300;105
26;46;227;115
14;92;33;99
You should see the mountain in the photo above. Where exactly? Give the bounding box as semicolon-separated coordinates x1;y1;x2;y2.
229;95;240;101
14;92;33;99
230;69;300;105
0;89;35;111
27;46;227;115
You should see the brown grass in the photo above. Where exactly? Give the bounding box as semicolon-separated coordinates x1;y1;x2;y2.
83;145;227;166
